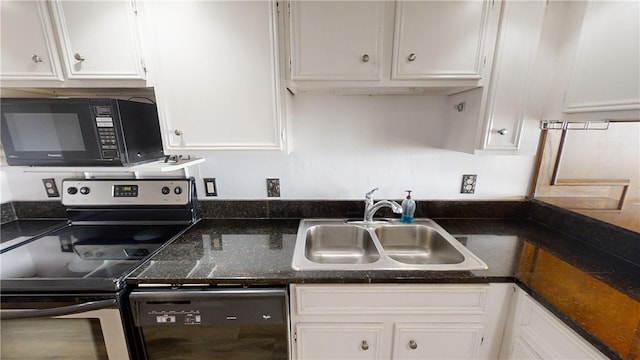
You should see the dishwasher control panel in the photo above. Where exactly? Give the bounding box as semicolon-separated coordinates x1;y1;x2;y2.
130;288;287;327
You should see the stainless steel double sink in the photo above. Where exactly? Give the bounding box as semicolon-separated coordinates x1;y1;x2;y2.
291;219;487;271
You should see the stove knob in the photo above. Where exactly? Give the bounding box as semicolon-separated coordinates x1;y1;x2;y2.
174;186;183;195
67;187;78;195
161;186;170;195
95;252;105;258
80;187;90;195
83;252;93;258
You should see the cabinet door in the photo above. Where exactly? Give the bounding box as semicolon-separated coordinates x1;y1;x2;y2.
392;0;499;80
480;0;546;150
509;338;544;360
289;1;385;81
499;288;608;360
0;0;63;81
296;323;383;360
392;323;484;360
564;1;640;115
149;1;283;151
49;0;144;80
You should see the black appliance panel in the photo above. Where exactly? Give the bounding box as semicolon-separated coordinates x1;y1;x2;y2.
0;98;164;166
116;99;165;165
1;98;102;163
130;288;289;360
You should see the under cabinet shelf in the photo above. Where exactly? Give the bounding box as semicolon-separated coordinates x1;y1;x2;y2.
16;157;205;174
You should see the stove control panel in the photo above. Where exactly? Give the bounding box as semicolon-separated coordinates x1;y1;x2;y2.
62;179;192;206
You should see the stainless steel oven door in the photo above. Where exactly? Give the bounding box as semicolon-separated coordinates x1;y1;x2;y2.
1;297;130;360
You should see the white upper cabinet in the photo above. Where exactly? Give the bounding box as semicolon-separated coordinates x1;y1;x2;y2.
290;1;385;81
476;0;547;151
442;0;547;154
147;0;285;152
0;1;63;81
562;0;640;119
49;0;146;80
286;0;502;93
392;0;493;81
0;0;146;87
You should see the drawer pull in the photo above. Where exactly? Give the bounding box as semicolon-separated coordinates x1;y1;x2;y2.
361;340;369;350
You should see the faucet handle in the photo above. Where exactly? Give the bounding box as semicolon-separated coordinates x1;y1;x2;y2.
365;188;378;200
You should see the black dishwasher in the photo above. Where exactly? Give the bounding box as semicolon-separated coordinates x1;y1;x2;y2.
129;287;289;360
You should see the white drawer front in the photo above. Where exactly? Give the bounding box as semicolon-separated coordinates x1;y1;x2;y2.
294;284;488;315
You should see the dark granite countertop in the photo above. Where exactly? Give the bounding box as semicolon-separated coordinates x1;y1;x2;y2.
126;218;638;298
125;217;639;360
3;198;637;359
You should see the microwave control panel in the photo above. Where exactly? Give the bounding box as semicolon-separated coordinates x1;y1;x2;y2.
94;105;119;159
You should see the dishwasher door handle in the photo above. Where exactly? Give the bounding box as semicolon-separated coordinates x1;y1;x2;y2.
1;299;117;320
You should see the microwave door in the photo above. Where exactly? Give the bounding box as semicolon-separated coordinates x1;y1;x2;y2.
0;99;105;166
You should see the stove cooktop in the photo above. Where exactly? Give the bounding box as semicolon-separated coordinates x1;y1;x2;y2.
0;178;198;293
0;223;191;292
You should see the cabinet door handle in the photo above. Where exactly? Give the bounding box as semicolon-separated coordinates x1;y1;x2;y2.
174;129;183;136
74;53;86;62
409;340;418;350
361;340;369;350
361;54;370;63
408;53;417;62
31;54;43;63
498;128;508;135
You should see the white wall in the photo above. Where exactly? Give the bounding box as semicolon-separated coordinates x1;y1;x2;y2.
194;94;536;200
1;94;537;201
0;168;13;203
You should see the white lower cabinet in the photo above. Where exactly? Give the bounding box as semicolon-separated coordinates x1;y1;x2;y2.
392;323;484;360
290;283;512;360
296;323;383;360
499;286;608;360
290;283;609;360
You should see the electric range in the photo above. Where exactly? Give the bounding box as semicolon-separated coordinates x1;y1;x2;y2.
0;178;199;359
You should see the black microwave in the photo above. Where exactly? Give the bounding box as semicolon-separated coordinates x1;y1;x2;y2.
1;98;165;166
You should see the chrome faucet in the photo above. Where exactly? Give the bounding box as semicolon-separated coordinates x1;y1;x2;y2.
364;188;402;223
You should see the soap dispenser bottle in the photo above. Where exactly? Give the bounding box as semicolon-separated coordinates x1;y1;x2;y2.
400;190;416;223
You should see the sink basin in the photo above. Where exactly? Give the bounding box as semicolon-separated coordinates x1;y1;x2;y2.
291;219;487;271
375;225;464;264
305;225;380;264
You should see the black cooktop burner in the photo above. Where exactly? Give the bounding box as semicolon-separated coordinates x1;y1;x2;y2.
0;224;186;284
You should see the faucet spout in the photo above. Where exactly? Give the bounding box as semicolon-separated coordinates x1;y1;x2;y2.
364;199;402;223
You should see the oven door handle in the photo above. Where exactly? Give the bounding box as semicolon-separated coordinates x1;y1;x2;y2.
0;299;117;320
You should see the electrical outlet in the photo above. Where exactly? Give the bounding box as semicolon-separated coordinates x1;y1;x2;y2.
266;178;280;197
461;174;477;194
203;178;217;196
42;178;59;198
